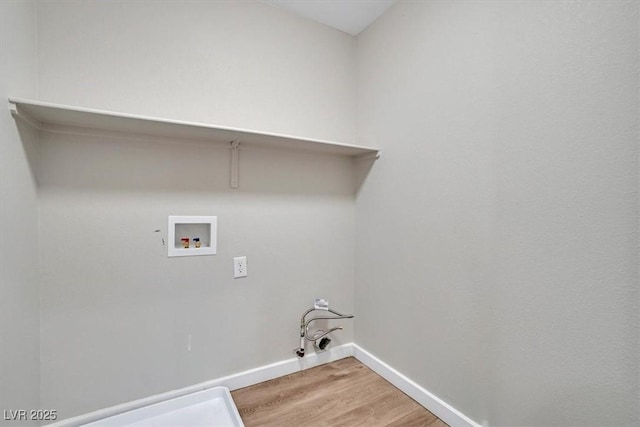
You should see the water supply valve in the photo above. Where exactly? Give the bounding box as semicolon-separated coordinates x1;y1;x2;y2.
294;299;354;357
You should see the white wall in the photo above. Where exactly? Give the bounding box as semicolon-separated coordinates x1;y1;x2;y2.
0;1;41;425
35;0;357;419
36;0;355;143
0;1;40;425
355;1;639;426
6;1;638;424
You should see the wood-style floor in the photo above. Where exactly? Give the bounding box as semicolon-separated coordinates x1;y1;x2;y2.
231;357;449;427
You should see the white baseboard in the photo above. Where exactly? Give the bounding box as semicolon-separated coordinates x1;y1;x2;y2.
221;342;354;391
46;344;353;427
48;342;480;427
352;344;481;427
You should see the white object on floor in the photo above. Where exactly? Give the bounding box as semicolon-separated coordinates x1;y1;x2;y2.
81;387;243;427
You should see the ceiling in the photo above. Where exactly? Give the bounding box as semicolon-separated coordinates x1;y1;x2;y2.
262;0;397;36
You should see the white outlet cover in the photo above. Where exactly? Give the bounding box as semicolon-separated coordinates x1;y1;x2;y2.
234;256;247;278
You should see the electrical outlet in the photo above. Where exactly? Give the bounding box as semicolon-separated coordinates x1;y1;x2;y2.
234;256;247;278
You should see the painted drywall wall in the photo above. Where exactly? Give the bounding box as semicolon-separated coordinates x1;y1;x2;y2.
35;0;356;419
355;1;639;426
36;0;355;144
0;1;41;425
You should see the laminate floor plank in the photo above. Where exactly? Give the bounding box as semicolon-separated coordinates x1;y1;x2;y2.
385;408;442;427
231;357;449;427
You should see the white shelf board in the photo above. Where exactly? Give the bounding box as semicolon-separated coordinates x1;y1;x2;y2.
9;97;380;157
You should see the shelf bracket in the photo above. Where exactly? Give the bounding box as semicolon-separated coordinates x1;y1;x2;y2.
355;150;381;161
230;140;240;189
8;101;43;130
